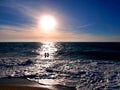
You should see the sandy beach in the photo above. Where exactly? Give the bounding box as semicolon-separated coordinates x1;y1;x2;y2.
0;78;54;90
0;85;53;90
0;78;76;90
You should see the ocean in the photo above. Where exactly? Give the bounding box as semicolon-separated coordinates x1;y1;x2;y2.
0;42;120;90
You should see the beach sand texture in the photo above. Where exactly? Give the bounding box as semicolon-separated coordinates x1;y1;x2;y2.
0;78;53;90
0;78;76;90
0;85;53;90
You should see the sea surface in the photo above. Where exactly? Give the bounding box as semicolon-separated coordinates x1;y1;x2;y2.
0;42;120;90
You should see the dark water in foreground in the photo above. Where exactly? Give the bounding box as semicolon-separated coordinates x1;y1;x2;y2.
0;42;120;90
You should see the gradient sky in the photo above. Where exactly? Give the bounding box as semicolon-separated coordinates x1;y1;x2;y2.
0;0;120;42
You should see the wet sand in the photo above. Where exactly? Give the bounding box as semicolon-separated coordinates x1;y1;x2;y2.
0;78;53;90
0;78;76;90
0;85;53;90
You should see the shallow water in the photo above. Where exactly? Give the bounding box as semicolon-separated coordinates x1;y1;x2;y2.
0;42;120;90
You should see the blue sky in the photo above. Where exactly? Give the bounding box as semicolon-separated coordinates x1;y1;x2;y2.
0;0;120;42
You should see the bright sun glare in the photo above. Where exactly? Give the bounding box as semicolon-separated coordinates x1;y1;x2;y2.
40;15;57;31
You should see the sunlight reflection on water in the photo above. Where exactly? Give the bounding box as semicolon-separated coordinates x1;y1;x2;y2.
36;42;57;59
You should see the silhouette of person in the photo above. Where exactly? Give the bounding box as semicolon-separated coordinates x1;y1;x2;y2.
45;53;47;58
47;53;49;57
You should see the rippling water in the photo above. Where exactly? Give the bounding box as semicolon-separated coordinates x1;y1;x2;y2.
0;42;120;90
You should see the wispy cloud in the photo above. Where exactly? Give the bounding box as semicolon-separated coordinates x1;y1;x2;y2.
77;23;94;29
0;1;120;42
0;26;120;42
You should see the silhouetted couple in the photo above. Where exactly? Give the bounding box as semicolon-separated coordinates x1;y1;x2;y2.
45;53;49;58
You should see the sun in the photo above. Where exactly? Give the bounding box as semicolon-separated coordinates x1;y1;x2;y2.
39;15;57;31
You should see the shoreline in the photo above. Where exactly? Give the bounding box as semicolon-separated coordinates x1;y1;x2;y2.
0;77;76;90
0;78;53;90
0;85;53;90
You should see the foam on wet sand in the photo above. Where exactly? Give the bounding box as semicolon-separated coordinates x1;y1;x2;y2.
0;78;76;90
0;78;54;90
